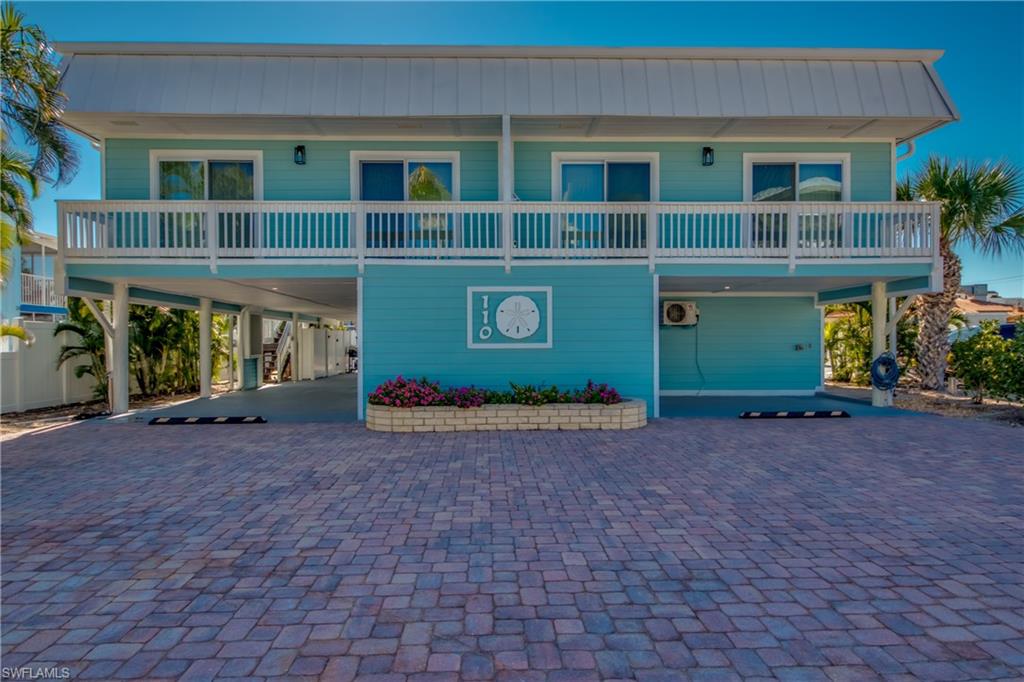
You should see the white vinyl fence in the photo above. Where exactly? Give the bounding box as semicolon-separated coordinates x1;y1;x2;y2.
304;327;353;380
1;320;97;413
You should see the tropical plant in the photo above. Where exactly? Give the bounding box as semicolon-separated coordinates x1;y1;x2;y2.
55;298;108;399
0;212;16;280
824;301;918;385
407;164;451;201
901;157;1024;390
55;298;234;402
1;3;79;187
0;136;37;260
949;321;1015;403
1;322;31;343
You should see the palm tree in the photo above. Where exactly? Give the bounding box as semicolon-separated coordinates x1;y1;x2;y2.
1;3;79;188
55;298;108;399
1;323;32;343
902;157;1024;390
0;134;37;256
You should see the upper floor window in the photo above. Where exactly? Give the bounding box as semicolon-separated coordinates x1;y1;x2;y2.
150;151;262;200
352;152;459;201
744;153;850;203
21;253;53;277
553;153;659;202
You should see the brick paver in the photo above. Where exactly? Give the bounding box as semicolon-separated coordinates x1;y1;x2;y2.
2;416;1022;680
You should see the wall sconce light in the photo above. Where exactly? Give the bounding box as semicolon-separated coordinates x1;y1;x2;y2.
701;146;714;166
293;145;306;165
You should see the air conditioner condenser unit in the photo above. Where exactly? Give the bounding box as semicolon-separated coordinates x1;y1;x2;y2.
662;300;700;326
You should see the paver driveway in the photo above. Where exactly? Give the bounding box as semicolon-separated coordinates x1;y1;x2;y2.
2;417;1022;681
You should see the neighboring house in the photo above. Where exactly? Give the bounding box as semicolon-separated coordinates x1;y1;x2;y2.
954;295;1022;326
1;230;67;325
52;43;957;416
2;233;87;414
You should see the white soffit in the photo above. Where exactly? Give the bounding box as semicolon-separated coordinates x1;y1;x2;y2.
56;43;959;142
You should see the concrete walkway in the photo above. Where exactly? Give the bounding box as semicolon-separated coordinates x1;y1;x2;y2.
118;373;358;423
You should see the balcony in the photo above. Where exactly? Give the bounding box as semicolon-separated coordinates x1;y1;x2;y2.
20;273;66;309
59;200;939;269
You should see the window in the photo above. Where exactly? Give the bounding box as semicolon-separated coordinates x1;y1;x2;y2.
20;253;53;277
356;158;456;201
743;154;848;203
150;151;262;200
552;154;657;251
744;154;850;249
353;152;460;249
556;159;654;202
149;151;262;250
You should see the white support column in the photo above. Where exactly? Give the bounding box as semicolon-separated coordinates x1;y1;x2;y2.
501;113;514;273
199;297;212;398
228;313;237;391
501;114;513;202
291;312;300;382
652;274;660;419
888;297;898;355
357;276;364;421
871;281;889;407
111;282;130;415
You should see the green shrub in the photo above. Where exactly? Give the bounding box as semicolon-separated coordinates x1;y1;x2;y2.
509;382;565;406
949;322;1014;403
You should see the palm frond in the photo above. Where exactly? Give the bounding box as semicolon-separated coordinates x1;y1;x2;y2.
1;2;80;186
911;155;1024;256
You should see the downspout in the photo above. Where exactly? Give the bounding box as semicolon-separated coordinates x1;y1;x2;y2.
893;140;916;200
896;140;916;163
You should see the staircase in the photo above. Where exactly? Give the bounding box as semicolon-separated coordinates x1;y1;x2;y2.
262;321;293;382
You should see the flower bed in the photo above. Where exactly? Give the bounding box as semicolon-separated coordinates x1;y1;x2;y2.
366;376;646;432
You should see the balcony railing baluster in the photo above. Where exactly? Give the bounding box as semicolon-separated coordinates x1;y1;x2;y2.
56;200;940;264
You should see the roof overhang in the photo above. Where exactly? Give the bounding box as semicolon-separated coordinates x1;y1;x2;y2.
55;43;959;143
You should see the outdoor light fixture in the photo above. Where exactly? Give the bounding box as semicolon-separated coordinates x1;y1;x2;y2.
293;145;306;165
701;146;715;166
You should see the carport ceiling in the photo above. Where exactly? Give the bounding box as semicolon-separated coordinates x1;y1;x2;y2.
128;277;357;319
659;275;910;295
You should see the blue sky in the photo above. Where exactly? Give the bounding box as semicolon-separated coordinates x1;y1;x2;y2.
17;1;1024;296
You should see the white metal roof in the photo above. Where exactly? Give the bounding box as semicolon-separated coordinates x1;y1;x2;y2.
56;43;959;141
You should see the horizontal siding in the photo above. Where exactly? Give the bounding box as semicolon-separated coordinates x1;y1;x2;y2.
659;296;821;391
105;139;499;201
362;265;654;414
106;139;890;203
515;141;892;201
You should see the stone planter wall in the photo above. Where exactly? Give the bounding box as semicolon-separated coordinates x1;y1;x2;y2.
367;400;647;432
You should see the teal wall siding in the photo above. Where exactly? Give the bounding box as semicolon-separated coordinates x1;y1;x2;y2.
362;265;655;414
105;139;499;201
515;141;892;201
106;139;892;203
659;296;821;392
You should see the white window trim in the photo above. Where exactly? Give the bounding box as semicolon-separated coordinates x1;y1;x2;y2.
149;150;264;200
350;150;461;201
551;152;660;202
742;152;851;202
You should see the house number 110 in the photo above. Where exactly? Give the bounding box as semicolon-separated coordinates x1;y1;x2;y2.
479;295;492;339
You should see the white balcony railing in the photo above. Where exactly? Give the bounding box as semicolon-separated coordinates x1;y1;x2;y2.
20;273;66;308
59;200;939;265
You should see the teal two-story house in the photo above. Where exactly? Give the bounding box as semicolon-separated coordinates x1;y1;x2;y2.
53;43;957;417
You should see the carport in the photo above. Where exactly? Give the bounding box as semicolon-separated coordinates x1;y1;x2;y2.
63;270;361;421
124;373;358;423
